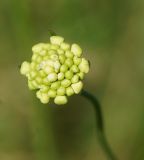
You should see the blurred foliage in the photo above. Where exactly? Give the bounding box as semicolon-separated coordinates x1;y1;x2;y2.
0;0;144;160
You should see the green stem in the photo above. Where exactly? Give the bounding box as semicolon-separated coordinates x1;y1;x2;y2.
81;89;117;160
48;30;57;36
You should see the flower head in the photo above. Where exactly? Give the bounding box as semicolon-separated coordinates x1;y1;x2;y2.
20;35;90;105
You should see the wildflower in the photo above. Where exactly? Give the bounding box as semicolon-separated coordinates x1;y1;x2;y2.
20;35;89;105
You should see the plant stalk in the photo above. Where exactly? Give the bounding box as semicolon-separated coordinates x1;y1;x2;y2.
81;89;117;160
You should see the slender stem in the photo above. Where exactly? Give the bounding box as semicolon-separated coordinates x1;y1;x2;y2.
81;89;117;160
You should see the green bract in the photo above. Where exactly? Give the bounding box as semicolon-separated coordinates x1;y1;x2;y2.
20;35;90;105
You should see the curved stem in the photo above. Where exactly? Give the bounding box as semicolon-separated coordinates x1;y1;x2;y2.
81;89;117;160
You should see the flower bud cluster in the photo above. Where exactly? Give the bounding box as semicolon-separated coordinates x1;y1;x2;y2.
20;36;89;105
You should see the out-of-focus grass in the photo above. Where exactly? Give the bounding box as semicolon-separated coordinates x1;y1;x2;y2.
0;0;144;160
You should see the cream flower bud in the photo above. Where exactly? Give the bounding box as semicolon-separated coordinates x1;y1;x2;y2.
60;64;68;72
36;91;50;104
65;51;74;58
71;81;83;94
48;89;56;98
66;87;74;96
20;61;30;75
50;36;64;45
65;58;73;68
47;73;58;82
40;94;50;104
39;70;46;78
73;57;81;65
61;79;71;87
29;71;37;79
71;75;79;83
65;71;73;80
57;49;64;55
39;50;47;56
20;34;90;105
59;55;66;64
60;42;70;50
44;66;54;74
53;61;61;72
57;87;66;96
58;72;65;80
28;81;35;90
32;54;38;61
30;62;37;69
54;96;68;105
40;85;49;92
51;81;61;90
32;43;44;53
71;44;82;57
71;65;79;73
79;58;90;73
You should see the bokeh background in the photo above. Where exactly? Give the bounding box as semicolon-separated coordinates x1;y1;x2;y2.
0;0;144;160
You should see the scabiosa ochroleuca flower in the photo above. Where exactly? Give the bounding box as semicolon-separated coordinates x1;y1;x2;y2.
20;35;89;105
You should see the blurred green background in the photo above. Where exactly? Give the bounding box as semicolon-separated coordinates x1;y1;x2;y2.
0;0;144;160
